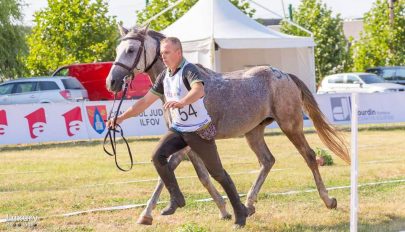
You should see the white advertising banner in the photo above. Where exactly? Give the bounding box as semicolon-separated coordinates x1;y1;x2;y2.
0;100;167;145
1;93;404;145
0;103;90;144
318;92;405;125
266;92;405;129
104;100;167;138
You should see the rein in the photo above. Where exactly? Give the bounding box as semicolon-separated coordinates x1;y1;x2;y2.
104;33;160;171
103;79;134;172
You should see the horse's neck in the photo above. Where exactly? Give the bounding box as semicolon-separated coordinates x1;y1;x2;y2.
146;59;165;84
145;58;172;126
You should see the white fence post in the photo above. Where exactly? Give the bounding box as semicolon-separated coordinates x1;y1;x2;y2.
350;93;359;232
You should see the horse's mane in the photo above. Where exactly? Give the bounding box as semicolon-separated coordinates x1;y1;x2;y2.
147;30;166;42
196;63;219;77
126;28;223;78
125;27;166;42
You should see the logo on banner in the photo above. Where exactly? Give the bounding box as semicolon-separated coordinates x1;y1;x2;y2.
330;97;351;121
25;108;47;139
86;105;107;134
358;108;393;121
0;110;7;136
63;107;83;137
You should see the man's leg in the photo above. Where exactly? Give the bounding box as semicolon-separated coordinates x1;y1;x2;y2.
152;129;188;215
182;133;248;227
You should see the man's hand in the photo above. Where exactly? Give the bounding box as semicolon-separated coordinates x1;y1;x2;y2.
106;116;124;129
105;92;160;129
163;82;204;110
163;101;185;110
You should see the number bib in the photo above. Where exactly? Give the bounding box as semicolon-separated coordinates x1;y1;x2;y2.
163;62;212;132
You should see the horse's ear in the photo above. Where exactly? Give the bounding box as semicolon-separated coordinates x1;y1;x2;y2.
140;22;151;35
132;26;140;33
144;22;151;32
117;23;129;36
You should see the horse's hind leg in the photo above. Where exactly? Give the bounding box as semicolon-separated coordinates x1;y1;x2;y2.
278;117;337;209
244;123;276;216
137;147;189;225
187;150;232;220
136;179;164;225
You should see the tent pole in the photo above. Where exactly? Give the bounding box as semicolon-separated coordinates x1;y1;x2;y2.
281;0;287;18
210;0;216;70
141;0;185;27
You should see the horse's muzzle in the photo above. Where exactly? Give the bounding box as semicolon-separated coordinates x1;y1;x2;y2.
105;75;123;93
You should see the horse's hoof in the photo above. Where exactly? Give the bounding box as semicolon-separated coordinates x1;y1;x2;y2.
233;224;245;229
221;213;232;220
327;198;337;209
136;215;153;225
246;205;255;217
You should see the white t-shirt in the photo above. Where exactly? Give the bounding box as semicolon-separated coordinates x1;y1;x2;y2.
150;59;212;132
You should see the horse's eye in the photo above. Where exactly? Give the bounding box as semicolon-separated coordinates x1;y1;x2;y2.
127;47;135;54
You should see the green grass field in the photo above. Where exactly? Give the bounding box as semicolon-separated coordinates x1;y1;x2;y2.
1;125;405;231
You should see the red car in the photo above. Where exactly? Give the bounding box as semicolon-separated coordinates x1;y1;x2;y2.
52;62;152;101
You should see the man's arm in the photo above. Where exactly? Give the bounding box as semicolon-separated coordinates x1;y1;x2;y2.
107;91;160;128
164;63;205;110
163;82;204;109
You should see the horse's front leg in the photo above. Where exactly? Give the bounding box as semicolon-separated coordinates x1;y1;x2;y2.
136;147;190;225
187;150;232;220
244;125;276;216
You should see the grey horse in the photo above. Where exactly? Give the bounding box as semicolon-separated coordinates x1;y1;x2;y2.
106;25;350;225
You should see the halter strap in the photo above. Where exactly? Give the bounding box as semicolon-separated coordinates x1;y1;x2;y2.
113;34;160;75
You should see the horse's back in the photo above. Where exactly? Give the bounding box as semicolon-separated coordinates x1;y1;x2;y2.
196;65;276;137
194;64;302;138
195;64;270;81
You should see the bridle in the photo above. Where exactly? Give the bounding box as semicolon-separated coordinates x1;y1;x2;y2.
103;32;160;171
113;33;161;78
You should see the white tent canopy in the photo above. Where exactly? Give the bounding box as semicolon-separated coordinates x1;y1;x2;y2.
162;0;316;91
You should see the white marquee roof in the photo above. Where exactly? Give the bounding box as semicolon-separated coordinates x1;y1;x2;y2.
162;0;315;49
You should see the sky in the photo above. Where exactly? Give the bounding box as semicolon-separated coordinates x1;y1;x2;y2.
22;0;375;27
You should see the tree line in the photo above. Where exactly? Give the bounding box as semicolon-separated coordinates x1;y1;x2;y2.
0;0;404;84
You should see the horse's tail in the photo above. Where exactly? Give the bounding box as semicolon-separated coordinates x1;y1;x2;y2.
288;73;351;164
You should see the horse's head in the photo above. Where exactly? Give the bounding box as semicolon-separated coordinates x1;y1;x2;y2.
106;24;160;92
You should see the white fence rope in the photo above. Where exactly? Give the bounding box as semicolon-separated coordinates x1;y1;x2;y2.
2;157;404;194
0;168;292;194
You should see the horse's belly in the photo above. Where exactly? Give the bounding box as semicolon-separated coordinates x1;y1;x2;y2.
204;76;272;138
211;104;269;139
